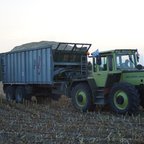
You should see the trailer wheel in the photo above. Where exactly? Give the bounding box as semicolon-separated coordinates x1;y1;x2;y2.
109;82;140;114
71;83;94;112
5;86;15;101
15;86;26;103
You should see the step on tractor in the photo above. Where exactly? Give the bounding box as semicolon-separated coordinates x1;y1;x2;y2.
0;42;143;114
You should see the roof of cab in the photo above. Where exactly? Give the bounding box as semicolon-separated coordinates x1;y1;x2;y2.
99;49;137;55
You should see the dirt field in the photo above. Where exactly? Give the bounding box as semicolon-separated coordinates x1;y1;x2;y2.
0;84;144;144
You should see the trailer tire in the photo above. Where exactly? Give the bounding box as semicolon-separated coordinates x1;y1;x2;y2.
5;86;15;101
71;83;94;112
15;86;26;103
109;82;140;114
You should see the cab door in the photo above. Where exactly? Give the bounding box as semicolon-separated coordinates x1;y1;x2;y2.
93;55;113;87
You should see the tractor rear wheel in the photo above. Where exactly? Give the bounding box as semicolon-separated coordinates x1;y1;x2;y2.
71;83;95;112
140;97;144;109
137;86;144;109
109;82;140;114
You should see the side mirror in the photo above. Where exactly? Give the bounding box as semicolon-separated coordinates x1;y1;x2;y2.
96;55;101;65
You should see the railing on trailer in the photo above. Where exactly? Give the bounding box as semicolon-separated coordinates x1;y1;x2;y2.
53;43;91;79
53;42;91;64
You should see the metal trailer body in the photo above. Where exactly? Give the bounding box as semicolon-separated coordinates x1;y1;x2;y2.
1;46;53;85
0;42;91;102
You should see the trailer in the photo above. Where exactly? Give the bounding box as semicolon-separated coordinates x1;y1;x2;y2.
0;42;91;103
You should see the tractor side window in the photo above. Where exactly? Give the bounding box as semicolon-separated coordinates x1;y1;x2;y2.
99;56;107;71
116;56;121;69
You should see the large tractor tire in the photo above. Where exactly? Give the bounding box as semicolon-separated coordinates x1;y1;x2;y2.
109;82;140;114
71;83;95;112
15;86;26;103
137;86;144;109
140;97;144;109
5;86;15;101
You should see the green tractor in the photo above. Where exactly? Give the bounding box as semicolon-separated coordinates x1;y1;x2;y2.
70;49;144;114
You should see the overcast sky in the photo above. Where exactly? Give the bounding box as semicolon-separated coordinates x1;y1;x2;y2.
0;0;144;62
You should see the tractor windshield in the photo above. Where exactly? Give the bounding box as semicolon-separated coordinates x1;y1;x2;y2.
116;50;137;70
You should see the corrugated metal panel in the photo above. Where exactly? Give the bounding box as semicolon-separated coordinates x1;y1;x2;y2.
2;47;54;84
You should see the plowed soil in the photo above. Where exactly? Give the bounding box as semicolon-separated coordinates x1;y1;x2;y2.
0;83;144;144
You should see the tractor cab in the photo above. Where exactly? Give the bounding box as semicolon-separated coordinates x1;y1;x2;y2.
90;49;140;87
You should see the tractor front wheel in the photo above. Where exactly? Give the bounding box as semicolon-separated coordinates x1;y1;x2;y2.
109;82;140;114
140;97;144;109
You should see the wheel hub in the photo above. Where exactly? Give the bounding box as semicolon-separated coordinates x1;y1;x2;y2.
116;96;124;105
77;95;83;103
